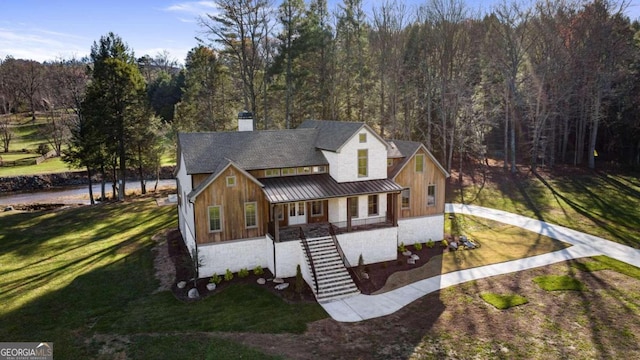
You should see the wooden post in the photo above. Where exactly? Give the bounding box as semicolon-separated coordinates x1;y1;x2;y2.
346;197;352;232
274;204;280;242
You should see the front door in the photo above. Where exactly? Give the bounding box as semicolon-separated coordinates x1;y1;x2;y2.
288;202;306;225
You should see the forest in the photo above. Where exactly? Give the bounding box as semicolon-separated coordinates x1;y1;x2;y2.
1;0;639;198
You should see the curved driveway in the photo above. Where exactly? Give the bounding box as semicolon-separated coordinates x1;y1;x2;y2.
320;204;640;322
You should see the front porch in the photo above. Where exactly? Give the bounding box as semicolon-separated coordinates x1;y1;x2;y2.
270;219;396;242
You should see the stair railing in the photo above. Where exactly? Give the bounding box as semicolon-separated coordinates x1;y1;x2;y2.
299;227;319;295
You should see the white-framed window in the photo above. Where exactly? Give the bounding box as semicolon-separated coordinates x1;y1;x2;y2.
312;165;327;173
349;197;359;218
358;149;368;177
244;202;257;228
226;176;236;187
282;167;296;176
297;167;311;174
368;195;378;216
415;154;425;173
401;189;410;209
208;206;222;232
265;169;281;177
359;133;367;143
427;184;436;207
311;201;323;216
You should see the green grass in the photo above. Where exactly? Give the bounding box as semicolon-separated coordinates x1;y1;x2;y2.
452;170;640;248
0;199;324;358
573;256;640;280
0;157;73;176
533;275;587;291
480;293;529;309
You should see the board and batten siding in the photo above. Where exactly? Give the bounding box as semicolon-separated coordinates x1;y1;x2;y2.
393;148;446;218
193;168;268;244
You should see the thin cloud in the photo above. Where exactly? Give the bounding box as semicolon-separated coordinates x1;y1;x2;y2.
164;1;217;15
0;27;87;62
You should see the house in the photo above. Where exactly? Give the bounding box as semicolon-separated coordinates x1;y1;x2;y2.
175;114;449;301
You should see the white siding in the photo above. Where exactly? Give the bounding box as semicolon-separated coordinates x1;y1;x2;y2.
331;194;388;224
336;227;398;265
273;240;304;278
324;127;387;183
397;214;445;245
176;153;196;250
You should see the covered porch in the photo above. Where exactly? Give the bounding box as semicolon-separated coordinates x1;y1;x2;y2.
261;174;403;242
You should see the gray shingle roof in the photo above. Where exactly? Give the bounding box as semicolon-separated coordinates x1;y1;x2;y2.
298;120;365;151
387;140;421;178
178;129;327;174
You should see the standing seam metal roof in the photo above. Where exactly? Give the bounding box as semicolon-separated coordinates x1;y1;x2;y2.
260;174;403;203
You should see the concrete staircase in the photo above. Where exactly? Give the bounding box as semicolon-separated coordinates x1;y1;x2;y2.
302;236;360;303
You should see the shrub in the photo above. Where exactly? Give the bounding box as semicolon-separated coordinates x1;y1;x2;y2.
442;239;449;248
426;239;435;248
224;269;234;281
37;143;50;156
295;264;304;295
358;254;365;275
238;268;249;278
398;242;406;253
210;273;222;284
253;265;264;276
414;242;423;251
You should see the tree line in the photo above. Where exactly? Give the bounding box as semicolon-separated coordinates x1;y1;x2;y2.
1;0;639;201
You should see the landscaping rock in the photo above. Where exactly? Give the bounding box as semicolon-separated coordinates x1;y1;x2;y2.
362;273;370;280
4;206;14;212
411;254;420;261
402;250;412;256
273;277;285;284
257;278;266;285
177;281;187;289
275;283;289;291
188;288;200;299
407;258;416;265
206;283;216;291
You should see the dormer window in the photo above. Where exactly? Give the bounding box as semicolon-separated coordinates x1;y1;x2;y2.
359;133;367;143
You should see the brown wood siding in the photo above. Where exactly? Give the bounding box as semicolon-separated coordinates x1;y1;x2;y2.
394;149;446;218
194;167;267;244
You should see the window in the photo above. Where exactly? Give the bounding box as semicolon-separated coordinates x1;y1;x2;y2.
208;206;222;232
312;166;327;173
244;202;257;228
282;167;296;176
368;195;378;216
401;189;410;209
358;149;368;177
226;176;236;187
415;154;425;173
265;169;280;177
311;201;323;216
297;167;311;174
427;185;436;207
349;197;359;218
359;133;367;143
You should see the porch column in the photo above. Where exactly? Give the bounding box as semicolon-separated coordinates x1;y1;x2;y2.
273;204;280;242
393;192;399;227
346;197;352;232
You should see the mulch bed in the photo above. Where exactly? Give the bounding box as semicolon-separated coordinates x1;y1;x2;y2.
166;229;316;303
350;244;445;294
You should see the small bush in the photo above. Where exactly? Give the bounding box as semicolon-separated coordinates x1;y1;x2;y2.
481;293;529;310
224;269;234;281
358;254;365;276
37;143;50;156
442;239;449;248
210;273;222;284
295;264;304;295
398;242;406;253
238;268;249;278
253;265;264;276
426;239;434;248
414;242;423;251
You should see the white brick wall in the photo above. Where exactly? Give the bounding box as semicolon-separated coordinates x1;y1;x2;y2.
324;128;387;183
273;240;304;278
336;227;398;265
198;237;271;277
398;215;445;245
176;153;195;248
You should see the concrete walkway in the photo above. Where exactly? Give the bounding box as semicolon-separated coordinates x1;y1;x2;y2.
320;204;640;322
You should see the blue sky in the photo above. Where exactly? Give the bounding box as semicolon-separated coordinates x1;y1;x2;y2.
1;0;639;64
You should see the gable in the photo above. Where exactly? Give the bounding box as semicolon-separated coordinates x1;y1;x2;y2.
187;160;263;202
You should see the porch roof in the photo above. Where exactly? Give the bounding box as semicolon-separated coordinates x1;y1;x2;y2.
260;174;403;204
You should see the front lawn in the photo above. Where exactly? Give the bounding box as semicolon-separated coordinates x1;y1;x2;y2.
0;199;325;359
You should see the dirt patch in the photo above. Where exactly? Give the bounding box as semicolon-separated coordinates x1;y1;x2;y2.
151;229;175;293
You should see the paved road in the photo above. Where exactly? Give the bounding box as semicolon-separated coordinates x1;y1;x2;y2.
0;179;176;205
320;203;640;322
